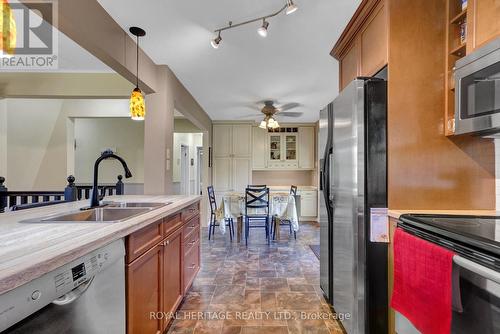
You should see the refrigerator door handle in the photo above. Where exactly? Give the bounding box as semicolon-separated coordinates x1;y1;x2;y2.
328;152;335;205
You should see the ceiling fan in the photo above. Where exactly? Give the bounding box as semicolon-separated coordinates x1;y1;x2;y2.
240;100;303;129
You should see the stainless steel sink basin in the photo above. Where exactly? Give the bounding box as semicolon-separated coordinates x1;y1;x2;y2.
40;208;151;223
105;202;171;209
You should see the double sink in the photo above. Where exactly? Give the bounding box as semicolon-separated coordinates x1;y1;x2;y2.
26;202;171;224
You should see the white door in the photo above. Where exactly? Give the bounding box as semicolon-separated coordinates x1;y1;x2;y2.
232;158;251;192
213;157;232;192
252;127;267;169
213;125;232;157
298;127;315;169
232;125;252;157
195;147;203;195
180;145;190;195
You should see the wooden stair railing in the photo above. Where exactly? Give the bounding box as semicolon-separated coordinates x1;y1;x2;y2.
0;175;125;213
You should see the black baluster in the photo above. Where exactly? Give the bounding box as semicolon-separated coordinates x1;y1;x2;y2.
31;196;39;203
20;196;28;204
0;177;7;213
64;175;77;202
43;196;50;202
116;175;124;195
9;195;17;208
84;188;90;200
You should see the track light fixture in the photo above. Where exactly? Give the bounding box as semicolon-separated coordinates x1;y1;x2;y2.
211;0;298;49
285;0;298;15
257;19;269;37
211;31;222;49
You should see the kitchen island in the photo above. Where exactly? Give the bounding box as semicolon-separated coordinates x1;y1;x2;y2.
0;195;201;334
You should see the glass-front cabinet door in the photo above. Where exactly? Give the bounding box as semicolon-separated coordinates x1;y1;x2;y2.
269;135;281;161
284;134;297;161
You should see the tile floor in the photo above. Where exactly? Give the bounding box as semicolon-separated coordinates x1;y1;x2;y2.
167;222;344;334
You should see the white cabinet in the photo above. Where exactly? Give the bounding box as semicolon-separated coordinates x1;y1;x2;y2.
252;126;316;171
212;124;252;192
299;190;318;217
252;127;267;169
268;133;298;169
298;127;315;169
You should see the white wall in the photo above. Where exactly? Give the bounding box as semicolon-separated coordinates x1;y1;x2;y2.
74;118;144;184
172;132;202;195
0;98;141;191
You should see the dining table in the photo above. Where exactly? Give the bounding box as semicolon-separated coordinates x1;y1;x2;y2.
216;191;299;242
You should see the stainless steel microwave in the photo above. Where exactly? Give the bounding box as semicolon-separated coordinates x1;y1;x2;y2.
455;37;500;135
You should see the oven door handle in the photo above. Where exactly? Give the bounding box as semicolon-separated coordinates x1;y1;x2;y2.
453;255;500;285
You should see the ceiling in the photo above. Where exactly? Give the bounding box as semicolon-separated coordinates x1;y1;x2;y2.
97;0;360;122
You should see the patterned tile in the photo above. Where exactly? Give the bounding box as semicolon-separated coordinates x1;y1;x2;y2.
167;221;342;334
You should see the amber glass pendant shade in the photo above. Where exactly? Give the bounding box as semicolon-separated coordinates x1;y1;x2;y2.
130;87;145;121
0;0;17;56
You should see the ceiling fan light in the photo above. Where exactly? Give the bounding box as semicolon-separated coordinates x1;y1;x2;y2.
259;120;267;129
257;20;269;37
285;0;298;15
211;34;222;49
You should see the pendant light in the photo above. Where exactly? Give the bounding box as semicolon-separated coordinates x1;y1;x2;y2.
129;27;146;121
0;0;16;57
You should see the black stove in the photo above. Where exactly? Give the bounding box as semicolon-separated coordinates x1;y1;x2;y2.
398;214;500;270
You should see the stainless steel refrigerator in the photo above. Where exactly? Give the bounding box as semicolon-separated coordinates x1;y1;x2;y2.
319;76;388;334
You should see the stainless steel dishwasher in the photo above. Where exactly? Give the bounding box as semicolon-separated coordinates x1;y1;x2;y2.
0;239;125;334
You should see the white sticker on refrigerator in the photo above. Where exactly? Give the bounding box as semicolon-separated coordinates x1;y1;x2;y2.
370;208;389;243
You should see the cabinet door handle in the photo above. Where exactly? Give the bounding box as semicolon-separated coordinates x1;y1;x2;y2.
189;240;196;245
189;264;196;269
162;240;170;246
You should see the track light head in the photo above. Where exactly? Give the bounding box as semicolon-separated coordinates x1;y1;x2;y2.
211;32;222;49
285;0;298;15
257;19;269;37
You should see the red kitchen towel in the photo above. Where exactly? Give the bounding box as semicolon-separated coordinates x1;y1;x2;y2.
391;228;455;334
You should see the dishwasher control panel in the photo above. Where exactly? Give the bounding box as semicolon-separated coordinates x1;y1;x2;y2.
0;239;125;332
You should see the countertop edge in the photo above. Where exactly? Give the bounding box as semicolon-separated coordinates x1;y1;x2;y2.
0;195;201;295
388;209;500;220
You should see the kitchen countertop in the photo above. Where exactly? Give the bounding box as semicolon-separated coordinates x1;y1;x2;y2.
0;195;200;295
267;186;318;191
388;209;500;219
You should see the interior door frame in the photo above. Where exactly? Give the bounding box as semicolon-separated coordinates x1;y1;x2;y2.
180;144;190;195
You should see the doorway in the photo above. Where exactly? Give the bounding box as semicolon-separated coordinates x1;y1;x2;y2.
180;145;189;195
196;147;203;195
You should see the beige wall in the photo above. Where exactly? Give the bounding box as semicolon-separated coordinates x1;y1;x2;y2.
0;98;141;190
74;118;144;184
252;170;317;187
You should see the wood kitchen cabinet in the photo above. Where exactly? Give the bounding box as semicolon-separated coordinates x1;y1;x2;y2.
125;201;201;334
162;228;183;331
213;123;252;192
334;0;388;90
252;126;268;169
126;244;163;334
298;127;315;170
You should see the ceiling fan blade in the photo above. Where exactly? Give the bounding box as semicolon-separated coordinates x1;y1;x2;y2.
278;111;304;118
236;113;262;119
277;103;301;112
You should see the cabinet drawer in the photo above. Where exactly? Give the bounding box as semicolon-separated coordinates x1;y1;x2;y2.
126;219;163;264
184;227;200;255
183;215;200;241
183;240;200;293
182;203;199;222
163;213;182;237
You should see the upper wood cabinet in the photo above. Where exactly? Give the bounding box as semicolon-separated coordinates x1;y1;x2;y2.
333;0;388;90
340;42;360;90
232;124;252;157
360;4;388;76
469;0;500;51
213;124;252;157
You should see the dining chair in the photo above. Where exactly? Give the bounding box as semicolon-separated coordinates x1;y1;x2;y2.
207;186;234;241
272;185;297;240
244;186;271;246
